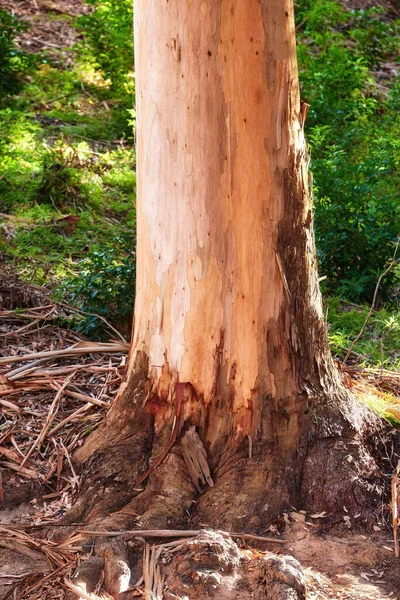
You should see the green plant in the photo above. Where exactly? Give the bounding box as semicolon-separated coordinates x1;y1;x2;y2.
0;10;35;97
59;232;136;338
77;0;134;91
296;0;400;301
326;296;400;368
76;0;135;139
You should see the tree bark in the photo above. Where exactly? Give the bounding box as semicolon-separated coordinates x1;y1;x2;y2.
68;0;382;536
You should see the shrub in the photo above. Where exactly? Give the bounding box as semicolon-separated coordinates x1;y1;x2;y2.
77;0;134;92
296;0;400;301
59;232;136;338
0;10;33;97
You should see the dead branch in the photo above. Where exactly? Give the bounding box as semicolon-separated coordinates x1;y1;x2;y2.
79;529;287;545
0;342;129;366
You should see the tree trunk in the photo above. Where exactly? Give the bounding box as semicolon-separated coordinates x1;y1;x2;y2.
67;0;382;538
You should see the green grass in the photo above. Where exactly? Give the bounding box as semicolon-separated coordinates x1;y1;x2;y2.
326;297;400;369
0;53;136;289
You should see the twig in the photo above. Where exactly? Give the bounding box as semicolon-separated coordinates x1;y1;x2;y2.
47;403;92;437
49;378;111;407
30;36;64;49
337;345;371;362
6;357;54;380
343;237;400;365
45;91;78;105
63;579;104;600
61;133;125;148
79;529;287;544
0;342;129;366
19;375;73;469
0;399;20;412
62;389;111;408
392;460;400;558
0;319;43;338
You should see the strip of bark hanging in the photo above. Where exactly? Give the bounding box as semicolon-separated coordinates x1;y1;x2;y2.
180;426;214;492
143;544;164;600
392;459;400;558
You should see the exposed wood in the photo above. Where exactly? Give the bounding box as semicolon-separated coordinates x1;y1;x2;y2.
181;426;213;492
143;544;164;600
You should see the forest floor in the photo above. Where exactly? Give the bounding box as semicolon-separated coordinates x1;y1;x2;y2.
1;273;400;599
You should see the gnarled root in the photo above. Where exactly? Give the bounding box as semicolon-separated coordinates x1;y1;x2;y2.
68;530;306;600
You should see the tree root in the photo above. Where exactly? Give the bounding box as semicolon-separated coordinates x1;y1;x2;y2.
67;530;306;600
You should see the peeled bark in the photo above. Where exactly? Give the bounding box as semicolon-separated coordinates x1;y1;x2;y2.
68;0;382;536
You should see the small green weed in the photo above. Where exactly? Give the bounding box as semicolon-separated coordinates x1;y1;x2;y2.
327;297;400;368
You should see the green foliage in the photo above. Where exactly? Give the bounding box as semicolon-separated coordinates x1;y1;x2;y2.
59;233;136;338
77;0;134;90
0;48;136;324
296;0;400;300
327;297;400;368
0;10;33;97
76;0;135;139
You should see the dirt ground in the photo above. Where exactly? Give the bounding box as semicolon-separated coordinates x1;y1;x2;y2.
1;501;400;599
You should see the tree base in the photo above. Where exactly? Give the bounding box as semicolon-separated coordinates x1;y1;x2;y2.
59;369;395;599
65;375;387;532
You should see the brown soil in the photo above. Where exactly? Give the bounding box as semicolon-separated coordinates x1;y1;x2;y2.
0;0;91;63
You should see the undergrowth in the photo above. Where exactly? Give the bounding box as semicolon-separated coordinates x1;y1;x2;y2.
0;0;136;335
296;0;400;301
327;297;400;369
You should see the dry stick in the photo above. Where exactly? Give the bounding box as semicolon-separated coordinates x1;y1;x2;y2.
62;389;111;408
47;403;92;437
6;357;54;380
0;343;129;366
0;318;42;338
343;237;400;366
19;375;74;470
49;379;111;408
0;460;37;479
392;460;400;558
30;36;64;49
0;304;54;317
0;399;20;412
80;529;287;545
